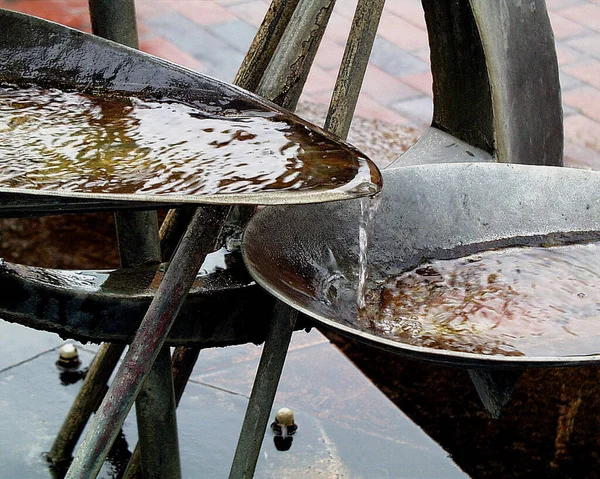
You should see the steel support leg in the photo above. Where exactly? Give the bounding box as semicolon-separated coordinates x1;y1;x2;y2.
65;205;227;479
135;347;181;479
88;0;139;49
122;346;202;479
228;303;298;479
47;343;125;466
325;0;386;139
257;0;336;110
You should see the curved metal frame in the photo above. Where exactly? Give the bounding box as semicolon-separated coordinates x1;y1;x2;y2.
397;0;562;168
243;0;570;371
243;163;600;370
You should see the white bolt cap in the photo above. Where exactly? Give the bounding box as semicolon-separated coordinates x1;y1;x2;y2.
275;407;295;427
59;343;78;360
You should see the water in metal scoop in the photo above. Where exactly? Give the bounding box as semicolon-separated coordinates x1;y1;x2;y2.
242;163;600;368
0;84;381;205
360;241;600;358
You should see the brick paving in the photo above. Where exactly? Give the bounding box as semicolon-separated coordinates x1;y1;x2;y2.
0;0;599;167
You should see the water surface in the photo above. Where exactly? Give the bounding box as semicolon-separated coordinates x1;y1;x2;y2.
0;85;380;203
360;242;600;357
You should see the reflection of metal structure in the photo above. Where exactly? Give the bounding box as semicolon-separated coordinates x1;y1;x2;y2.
0;0;569;477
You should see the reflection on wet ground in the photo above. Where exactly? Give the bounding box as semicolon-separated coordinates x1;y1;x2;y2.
0;325;466;478
331;330;600;477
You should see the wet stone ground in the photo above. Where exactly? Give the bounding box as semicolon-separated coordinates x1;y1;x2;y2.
0;325;465;478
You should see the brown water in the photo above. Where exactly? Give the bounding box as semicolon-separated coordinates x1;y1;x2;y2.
360;242;600;357
0;85;380;202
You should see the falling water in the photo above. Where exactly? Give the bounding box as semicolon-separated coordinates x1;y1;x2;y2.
357;193;381;313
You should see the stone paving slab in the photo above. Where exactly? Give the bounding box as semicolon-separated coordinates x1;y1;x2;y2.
0;329;467;477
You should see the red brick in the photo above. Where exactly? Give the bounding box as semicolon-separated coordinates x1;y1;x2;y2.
323;12;353;46
354;94;411;125
314;37;345;71
377;12;429;52
140;37;206;72
134;1;168;20
545;0;581;10
333;0;359;21
301;92;332;111
549;12;589;39
384;0;426;30
228;0;269;28
171;0;236;26
564;114;600;152
560;4;600;32
563;86;600;123
215;0;254;5
563;60;600;89
412;47;431;63
568;33;600;59
361;64;422;104
6;0;91;32
303;65;338;95
401;70;433;97
555;44;582;66
563;141;600;170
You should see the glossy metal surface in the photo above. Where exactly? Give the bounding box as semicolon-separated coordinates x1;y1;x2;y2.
0;249;276;346
243;163;600;369
0;9;381;210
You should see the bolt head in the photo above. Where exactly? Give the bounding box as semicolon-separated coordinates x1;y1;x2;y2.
275;407;295;427
59;343;78;360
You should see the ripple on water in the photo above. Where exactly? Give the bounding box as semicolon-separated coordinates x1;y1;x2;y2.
0;85;381;201
360;241;600;358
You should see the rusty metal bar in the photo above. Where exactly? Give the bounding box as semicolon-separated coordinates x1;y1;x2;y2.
159;205;197;262
47;343;125;466
66;205;228;479
88;0;139;49
234;0;301;92
324;0;386;139
256;0;337;110
228;303;298;479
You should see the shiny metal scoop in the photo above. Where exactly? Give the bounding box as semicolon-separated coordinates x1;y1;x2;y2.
0;9;381;214
243;162;600;369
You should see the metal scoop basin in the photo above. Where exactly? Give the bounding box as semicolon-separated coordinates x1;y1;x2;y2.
243;162;600;369
0;9;381;213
